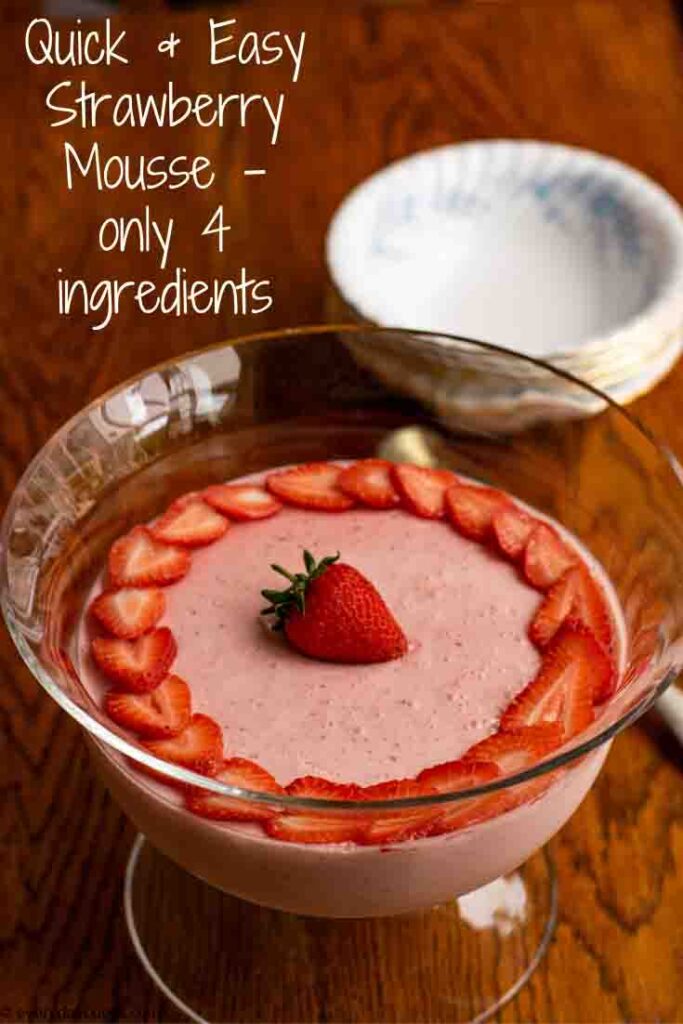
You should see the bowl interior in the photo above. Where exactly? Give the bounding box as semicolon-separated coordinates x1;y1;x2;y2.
327;141;683;358
3;326;683;805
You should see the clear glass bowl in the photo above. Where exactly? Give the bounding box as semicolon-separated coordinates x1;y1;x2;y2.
2;326;683;1018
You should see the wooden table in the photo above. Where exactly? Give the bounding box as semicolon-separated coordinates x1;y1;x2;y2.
1;2;682;1020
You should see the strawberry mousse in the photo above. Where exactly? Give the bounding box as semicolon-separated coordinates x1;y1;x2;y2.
79;460;622;916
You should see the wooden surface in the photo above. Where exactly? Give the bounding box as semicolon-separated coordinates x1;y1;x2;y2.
1;1;683;1020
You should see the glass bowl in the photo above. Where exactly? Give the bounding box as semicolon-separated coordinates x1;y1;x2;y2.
3;326;682;1022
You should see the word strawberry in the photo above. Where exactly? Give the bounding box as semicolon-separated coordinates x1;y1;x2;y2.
105;674;191;738
261;551;408;664
392;464;456;518
203;483;282;521
502;624;614;736
186;757;284;822
524;523;577;590
91;627;177;693
446;483;510;541
266;462;355;511
529;565;613;648
338;459;400;509
151;496;229;547
91;587;165;639
143;713;223;775
493;505;535;560
108;526;190;588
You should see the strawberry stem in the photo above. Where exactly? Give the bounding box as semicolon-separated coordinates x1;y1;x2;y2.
261;550;339;630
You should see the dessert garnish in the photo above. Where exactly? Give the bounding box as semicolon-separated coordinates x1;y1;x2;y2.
91;627;177;692
91;586;166;639
151;495;230;548
530;565;612;648
108;525;190;587
492;504;535;559
143;713;224;774
337;459;400;509
445;482;511;540
203;484;283;520
267;775;367;844
266;462;355;511
523;523;577;589
187;758;285;822
392;463;456;518
502;624;616;735
261;550;408;664
105;674;191;738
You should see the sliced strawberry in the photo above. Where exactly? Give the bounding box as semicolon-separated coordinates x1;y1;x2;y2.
463;725;565;814
286;775;362;799
186;757;284;822
358;778;440;845
530;566;613;648
90;587;165;639
338;460;400;510
502;624;614;736
493;505;536;560
91;628;177;693
266;462;355;512
417;758;499;792
529;571;577;648
203;484;282;521
566;567;614;649
108;526;190;588
143;713;223;775
417;759;504;835
104;674;191;738
265;813;363;844
151;497;229;548
445;483;511;541
524;523;577;590
463;723;564;774
391;464;456;519
265;775;366;843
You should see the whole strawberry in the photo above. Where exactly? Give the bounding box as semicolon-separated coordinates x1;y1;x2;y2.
261;551;408;664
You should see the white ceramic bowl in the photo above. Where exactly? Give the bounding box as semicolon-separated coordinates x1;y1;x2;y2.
326;141;683;420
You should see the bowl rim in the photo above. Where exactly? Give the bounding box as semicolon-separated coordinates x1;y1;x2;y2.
325;138;683;366
2;323;682;811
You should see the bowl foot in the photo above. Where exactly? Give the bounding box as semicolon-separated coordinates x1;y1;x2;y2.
124;833;557;1022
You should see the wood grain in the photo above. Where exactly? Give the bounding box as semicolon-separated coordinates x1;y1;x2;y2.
1;1;682;1020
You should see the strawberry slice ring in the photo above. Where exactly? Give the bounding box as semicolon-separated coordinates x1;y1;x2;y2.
86;459;621;846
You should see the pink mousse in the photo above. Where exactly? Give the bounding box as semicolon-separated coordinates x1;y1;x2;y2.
77;471;623;916
81;504;542;786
